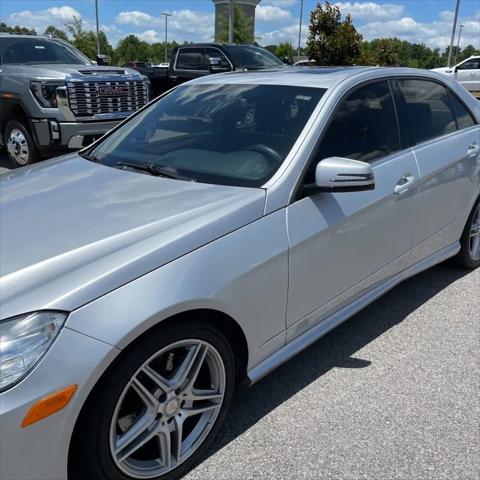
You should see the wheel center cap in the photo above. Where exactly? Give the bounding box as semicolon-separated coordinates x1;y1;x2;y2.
164;398;180;416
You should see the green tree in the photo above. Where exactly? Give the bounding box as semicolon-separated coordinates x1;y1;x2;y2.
115;35;151;65
216;5;254;44
276;42;296;63
0;22;36;35
306;2;362;66
44;25;69;41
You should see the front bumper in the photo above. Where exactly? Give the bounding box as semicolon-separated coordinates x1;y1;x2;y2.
0;327;119;480
31;119;124;151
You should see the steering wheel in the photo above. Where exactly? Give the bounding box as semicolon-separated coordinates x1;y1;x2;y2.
246;144;283;166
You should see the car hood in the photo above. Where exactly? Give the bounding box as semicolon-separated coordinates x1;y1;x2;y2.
0;155;265;319
0;64;143;80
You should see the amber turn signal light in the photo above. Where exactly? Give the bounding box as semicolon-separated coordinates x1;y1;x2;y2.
21;385;77;427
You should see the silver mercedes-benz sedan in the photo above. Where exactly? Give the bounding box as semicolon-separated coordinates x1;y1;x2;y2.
1;67;479;480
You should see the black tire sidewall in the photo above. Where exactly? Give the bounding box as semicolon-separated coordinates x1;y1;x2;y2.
70;322;236;480
5;120;39;168
457;197;480;269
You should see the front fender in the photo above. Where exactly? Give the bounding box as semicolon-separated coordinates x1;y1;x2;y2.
66;209;289;371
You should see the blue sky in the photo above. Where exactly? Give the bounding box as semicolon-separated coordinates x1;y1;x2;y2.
1;1;479;50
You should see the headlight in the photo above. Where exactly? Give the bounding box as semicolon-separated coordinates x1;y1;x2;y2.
30;80;65;108
0;312;66;391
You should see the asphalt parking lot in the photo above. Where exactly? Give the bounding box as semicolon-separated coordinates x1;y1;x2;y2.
1;150;479;480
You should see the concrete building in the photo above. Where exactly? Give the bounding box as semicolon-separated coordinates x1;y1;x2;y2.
213;0;262;43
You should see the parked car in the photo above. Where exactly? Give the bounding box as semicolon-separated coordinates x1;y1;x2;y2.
0;34;150;168
141;43;285;97
294;58;319;66
432;55;480;96
1;67;479;480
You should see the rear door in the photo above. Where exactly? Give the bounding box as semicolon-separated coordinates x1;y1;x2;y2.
396;78;480;262
286;80;420;340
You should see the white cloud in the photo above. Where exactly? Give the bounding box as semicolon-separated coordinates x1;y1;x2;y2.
256;5;292;22
334;2;404;20
360;11;480;49
9;5;82;32
115;11;154;27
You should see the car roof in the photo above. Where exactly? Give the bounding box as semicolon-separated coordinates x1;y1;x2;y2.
190;66;453;90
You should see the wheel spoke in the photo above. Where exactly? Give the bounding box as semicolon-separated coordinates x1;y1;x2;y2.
172;416;184;464
157;424;172;470
172;343;208;391
183;388;223;402
116;414;159;462
131;377;160;410
142;364;171;394
470;223;480;238
181;401;221;418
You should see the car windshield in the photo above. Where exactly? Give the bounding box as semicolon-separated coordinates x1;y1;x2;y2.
0;38;92;65
224;46;284;69
86;84;325;187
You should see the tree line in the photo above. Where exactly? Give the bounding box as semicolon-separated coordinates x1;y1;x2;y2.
1;1;478;69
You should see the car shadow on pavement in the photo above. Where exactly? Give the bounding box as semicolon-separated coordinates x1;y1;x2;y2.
199;263;470;464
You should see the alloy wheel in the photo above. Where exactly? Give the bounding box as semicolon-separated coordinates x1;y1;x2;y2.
7;129;30;166
109;340;225;479
469;204;480;261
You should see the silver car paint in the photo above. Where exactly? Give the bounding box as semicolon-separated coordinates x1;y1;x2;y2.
0;156;265;319
0;67;479;480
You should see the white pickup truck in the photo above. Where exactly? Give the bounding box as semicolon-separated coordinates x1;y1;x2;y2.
432;55;480;97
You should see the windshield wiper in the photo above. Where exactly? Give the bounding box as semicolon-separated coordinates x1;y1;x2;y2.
78;150;101;162
116;161;195;181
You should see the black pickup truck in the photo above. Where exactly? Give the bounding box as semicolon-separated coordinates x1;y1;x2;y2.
137;43;285;97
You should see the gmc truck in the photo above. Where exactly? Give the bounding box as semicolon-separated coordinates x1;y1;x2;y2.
0;34;150;167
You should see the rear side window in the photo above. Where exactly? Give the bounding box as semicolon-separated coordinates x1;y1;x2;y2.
175;48;205;71
398;79;456;145
449;93;476;130
314;81;400;165
457;58;480;70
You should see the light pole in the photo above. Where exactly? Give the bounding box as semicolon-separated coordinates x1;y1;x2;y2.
161;12;172;64
453;24;464;65
95;0;100;56
228;0;234;43
447;0;461;68
297;0;304;57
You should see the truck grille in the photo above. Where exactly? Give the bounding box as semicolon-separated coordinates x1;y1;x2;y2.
67;80;148;117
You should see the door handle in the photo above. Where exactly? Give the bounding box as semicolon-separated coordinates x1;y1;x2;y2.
467;143;480;157
394;174;416;195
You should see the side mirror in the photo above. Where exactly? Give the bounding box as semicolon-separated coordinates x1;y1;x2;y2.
96;54;109;66
209;57;231;73
305;157;375;194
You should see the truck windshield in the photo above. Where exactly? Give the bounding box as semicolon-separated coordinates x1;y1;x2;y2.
0;38;92;65
224;46;284;69
85;83;325;187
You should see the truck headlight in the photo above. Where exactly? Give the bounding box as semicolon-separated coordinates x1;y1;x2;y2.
30;81;65;108
0;312;67;391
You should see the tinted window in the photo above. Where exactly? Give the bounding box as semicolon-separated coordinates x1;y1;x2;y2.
204;48;230;68
314;81;400;166
1;38;90;65
449;93;476;130
224;46;284;69
175;49;205;70
398;79;456;145
87;84;325;188
457;58;480;70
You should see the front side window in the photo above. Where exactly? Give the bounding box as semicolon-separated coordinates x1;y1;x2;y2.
457;58;480;70
313;81;400;168
204;48;231;69
85;84;325;187
175;49;205;71
398;79;457;145
0;38;91;65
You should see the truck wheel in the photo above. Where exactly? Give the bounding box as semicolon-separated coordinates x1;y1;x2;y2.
5;120;40;168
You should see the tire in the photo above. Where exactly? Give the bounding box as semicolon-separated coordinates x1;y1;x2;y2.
454;197;480;269
5;119;40;168
69;322;236;480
